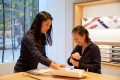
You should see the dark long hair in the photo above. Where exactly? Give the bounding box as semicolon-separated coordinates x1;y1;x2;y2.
30;11;53;46
72;25;91;43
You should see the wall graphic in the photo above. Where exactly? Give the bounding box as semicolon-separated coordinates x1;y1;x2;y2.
82;16;120;29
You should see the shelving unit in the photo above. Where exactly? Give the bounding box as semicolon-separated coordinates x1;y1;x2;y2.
92;42;120;77
73;0;120;65
94;41;120;66
73;0;120;77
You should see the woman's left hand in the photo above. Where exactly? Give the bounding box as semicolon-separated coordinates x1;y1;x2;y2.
70;58;79;67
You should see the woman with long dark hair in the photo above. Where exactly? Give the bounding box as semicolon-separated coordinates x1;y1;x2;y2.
14;11;65;72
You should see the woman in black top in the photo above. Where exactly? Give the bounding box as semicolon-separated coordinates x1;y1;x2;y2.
14;11;65;72
67;25;101;74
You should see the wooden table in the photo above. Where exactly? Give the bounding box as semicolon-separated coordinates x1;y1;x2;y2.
0;69;120;80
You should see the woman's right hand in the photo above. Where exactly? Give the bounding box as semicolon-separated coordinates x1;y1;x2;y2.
49;62;65;70
71;52;81;60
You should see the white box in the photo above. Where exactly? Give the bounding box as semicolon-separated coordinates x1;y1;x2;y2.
98;45;112;49
51;68;86;78
101;53;111;58
101;57;111;62
100;49;112;53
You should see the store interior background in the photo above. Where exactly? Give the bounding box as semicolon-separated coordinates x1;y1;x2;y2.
0;0;120;77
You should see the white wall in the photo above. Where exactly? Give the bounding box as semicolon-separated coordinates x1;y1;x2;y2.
83;2;120;42
39;0;48;11
46;0;66;64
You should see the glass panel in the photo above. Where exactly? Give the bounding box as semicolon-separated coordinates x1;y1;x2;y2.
0;0;39;63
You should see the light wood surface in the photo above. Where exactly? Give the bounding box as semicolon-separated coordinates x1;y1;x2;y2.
0;69;120;80
101;62;120;67
101;63;120;77
93;41;120;46
75;0;120;6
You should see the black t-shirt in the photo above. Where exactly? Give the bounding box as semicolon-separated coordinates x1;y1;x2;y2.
67;42;101;74
14;31;52;72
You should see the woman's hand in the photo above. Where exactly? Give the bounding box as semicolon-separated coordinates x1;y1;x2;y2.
71;52;81;60
70;58;79;67
53;61;65;68
49;62;65;70
56;63;65;68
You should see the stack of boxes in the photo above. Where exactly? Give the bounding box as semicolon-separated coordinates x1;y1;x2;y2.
112;46;120;63
98;45;112;62
98;45;120;63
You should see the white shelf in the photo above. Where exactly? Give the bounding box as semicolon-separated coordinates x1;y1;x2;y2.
99;48;120;51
